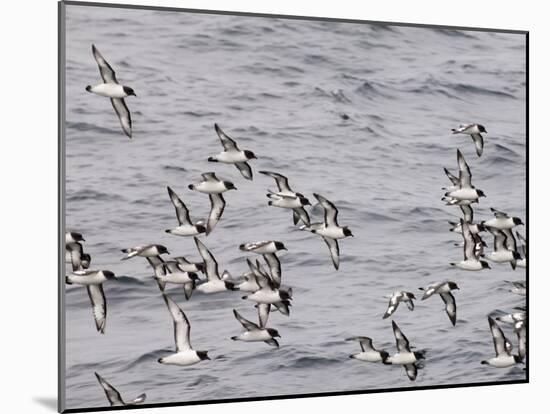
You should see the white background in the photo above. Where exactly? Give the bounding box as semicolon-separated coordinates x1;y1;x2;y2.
0;0;543;413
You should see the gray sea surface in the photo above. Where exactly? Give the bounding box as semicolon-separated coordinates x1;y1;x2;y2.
63;4;527;410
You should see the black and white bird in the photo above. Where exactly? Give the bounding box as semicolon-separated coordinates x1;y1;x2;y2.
482;208;524;230
165;186;206;237
452;123;487;157
239;241;286;285
66;240;91;271
208;124;257;180
300;193;353;270
231;309;280;347
121;244;169;260
347;337;389;363
259;170;310;225
382;291;416;319
153;261;199;299
445;149;486;202
94;372;146;407
66;269;117;334
241;269;292;305
158;293;211;366
483;228;521;269
419;281;459;326
481;317;523;368
194;237;237;294
450;218;491;271
383;321;425;381
188;172;236;194
86;44;136;138
495;310;525;326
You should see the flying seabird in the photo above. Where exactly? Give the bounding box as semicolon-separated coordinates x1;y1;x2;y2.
86;44;136;138
231;309;280;347
452;123;487;157
158;293;211;366
153;261;199;299
482;228;521;269
259;170;310;225
173;256;206;274
382;291;416;319
450;218;491;271
444;150;486;201
121;244;169;260
94;372;146;407
65;269;117;333
188;172;236;194
482;208;524;230
300;193;353;270
481;317;523;368
383;320;425;381
419;281;459;326
165;186;206;236
208;124;257;180
347;336;389;363
239;241;287;255
194;237;237;293
504;280;526;296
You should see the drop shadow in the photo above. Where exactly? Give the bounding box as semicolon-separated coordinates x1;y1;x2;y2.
33;397;58;412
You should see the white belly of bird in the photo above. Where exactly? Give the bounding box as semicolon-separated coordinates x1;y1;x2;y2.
160;351;201;366
67;273;106;285
237;280;260;292
215;151;248;163
246;244;276;254
447;188;479;201
161;272;194;284
486;356;517;368
169;224;200;236
196;280;227;293
516;258;526;268
456;260;483;271
195;181;227;194
484;218;514;230
486;251;515;263
247;289;281;304
237;330;273;342
387;352;417;365
354;352;383;363
89;83;127;98
315;226;345;239
270;198;303;209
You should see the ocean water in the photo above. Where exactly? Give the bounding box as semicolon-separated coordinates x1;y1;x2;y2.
62;4;527;411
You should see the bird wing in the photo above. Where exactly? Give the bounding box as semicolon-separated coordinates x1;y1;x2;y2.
201;172;218;182
490;207;509;218
233;309;260;331
194;237;219;281
488;317;510;357
440;292;457;326
346;336;375;353
322;237;340;270
259;170;292;192
162;293;191;352
293;207;310;226
461;219;477;261
167;186;191;225
383;295;399;319
444;167;460;186
87;284;106;334
457;149;472;189
314;193;339;227
471;133;484;157
502;228;518;252
110;98;132;138
404;364;418;381
214;123;239;151
235;162;253;180
94;372;125;406
263;253;281;287
392;320;411;352
257;303;271;328
92;44;118;84
460;204;474;222
206;193;226;235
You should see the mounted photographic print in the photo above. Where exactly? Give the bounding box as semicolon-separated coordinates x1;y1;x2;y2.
59;1;528;412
